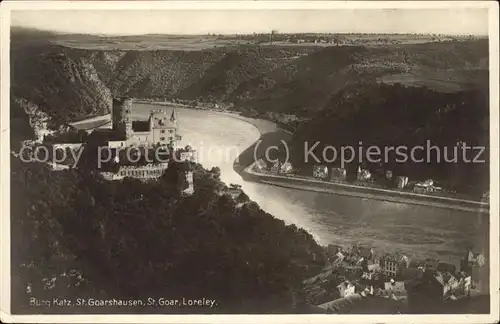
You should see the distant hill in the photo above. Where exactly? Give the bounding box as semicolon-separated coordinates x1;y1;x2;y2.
10;31;488;143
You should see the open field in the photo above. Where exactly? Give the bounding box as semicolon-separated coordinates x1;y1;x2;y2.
49;32;486;51
54;34;254;51
377;70;488;93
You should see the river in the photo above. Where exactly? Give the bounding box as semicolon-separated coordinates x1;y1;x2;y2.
130;103;488;265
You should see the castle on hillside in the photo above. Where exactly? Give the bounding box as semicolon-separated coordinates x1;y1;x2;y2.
108;98;182;149
99;98;194;195
45;97;195;194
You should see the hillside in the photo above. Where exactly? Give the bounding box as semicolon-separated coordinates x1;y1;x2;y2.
11;44;113;127
176;47;298;100
10;27;488;128
11;157;326;313
289;83;489;196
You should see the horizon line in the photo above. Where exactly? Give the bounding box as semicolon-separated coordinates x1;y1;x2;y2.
11;26;489;37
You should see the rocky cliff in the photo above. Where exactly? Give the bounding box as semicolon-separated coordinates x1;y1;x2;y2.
11;42;113;128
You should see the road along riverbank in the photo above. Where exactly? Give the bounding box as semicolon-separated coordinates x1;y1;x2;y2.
240;162;489;214
219;109;489;214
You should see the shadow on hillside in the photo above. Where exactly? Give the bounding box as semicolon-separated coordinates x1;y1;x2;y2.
233;131;292;175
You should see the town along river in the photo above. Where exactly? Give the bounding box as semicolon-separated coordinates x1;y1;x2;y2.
133;103;489;274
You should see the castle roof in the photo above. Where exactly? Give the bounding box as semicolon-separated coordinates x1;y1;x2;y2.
150;111;177;129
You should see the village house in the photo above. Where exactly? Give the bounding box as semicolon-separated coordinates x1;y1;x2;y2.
312;165;329;179
424;258;440;272
331;256;345;269
434;272;461;298
330;167;347;181
337;280;356;298
437;261;457;274
460;248;484;289
381;255;401;279
253;158;269;173
362;261;381;281
269;161;280;174
335;250;345;260
406;269;472;312
455;272;472;296
326;244;342;255
413;183;430;193
383;279;407;300
356;166;371;181
367;260;381;271
396;176;409;189
339;263;364;280
380;253;410;280
412;179;441;194
360;285;375;297
351;245;374;260
279;161;293;174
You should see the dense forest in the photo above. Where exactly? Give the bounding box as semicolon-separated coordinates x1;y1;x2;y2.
289;83;489;196
11;157;326;313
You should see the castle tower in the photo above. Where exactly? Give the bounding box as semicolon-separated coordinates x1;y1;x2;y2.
123;99;133;139
112;98;124;136
112;97;133;140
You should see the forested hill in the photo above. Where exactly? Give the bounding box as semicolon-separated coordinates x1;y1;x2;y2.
11;156;325;313
11;27;488;129
289;83;489;196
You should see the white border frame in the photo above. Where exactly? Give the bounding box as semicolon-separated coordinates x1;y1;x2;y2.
0;1;498;323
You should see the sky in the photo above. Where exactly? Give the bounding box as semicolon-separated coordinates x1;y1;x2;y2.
11;9;489;36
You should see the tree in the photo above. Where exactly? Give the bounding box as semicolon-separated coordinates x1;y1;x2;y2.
11;156;326;313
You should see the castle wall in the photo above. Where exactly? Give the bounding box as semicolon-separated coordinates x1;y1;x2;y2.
52;143;84;151
152;127;176;147
100;163;169;181
183;171;195;195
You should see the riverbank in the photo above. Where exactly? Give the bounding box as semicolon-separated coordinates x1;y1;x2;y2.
69;114;111;130
241;162;489;214
132;99;281;135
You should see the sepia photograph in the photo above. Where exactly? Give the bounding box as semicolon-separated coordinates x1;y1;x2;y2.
0;1;498;323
